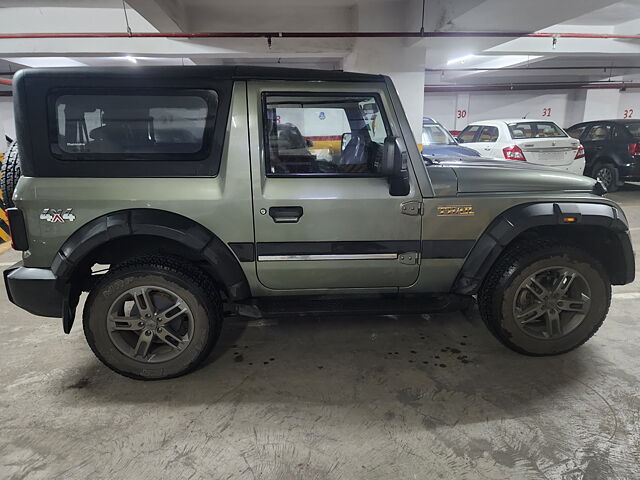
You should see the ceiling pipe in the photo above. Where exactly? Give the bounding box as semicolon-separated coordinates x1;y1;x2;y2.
427;65;640;72
0;31;640;40
425;82;640;93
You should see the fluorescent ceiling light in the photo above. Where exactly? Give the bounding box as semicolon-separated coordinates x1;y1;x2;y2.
455;55;544;75
3;57;86;68
447;54;475;65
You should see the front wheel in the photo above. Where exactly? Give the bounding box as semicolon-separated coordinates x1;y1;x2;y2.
478;240;611;356
83;258;222;380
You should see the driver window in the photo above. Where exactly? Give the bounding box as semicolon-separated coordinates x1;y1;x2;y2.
263;93;389;176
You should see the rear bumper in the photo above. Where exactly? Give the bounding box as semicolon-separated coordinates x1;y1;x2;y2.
618;161;640;180
3;262;64;318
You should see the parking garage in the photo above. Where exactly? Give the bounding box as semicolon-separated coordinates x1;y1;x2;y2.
1;1;640;479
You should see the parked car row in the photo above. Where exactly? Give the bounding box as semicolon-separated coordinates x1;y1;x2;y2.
566;119;640;192
422;116;640;192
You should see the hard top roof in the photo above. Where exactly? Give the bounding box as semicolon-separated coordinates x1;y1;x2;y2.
14;65;386;83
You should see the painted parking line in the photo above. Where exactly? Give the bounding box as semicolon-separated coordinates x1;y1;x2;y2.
612;292;640;300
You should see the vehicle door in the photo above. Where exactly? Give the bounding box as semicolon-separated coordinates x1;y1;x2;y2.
475;125;500;157
581;123;613;170
612;124;633;160
247;81;423;291
455;125;483;154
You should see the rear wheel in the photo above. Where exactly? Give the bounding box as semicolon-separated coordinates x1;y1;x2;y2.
478;240;611;356
83;258;223;380
593;162;619;192
0;142;21;208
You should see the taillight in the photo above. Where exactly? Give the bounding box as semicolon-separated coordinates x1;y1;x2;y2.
503;145;526;161
575;144;585;159
5;208;28;251
629;143;640;156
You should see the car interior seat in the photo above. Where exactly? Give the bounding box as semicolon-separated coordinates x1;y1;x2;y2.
340;131;368;172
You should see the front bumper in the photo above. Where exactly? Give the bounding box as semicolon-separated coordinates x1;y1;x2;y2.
3;262;64;318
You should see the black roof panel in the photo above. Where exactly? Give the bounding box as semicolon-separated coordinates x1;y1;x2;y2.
15;65;385;83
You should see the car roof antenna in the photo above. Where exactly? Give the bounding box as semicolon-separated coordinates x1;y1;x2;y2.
522;112;529;119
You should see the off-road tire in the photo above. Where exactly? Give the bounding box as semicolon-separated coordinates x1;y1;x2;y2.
592;162;619;193
478;239;611;356
83;257;223;380
0;142;21;208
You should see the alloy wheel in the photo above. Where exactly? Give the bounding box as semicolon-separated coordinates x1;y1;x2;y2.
107;285;194;363
596;166;613;189
512;266;591;340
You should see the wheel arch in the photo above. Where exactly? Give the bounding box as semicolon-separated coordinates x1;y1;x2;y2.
453;202;634;295
589;156;618;176
52;208;251;303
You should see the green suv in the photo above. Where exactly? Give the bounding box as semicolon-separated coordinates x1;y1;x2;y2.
2;66;635;380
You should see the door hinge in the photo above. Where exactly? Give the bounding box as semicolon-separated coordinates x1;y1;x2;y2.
398;252;419;265
401;201;423;216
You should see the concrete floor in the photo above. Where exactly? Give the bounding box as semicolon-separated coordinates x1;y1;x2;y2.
2;189;640;480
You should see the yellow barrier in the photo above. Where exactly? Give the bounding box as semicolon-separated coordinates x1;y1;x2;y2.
0;153;9;244
0;204;9;244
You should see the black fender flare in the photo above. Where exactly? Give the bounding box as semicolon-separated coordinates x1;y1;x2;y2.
52;208;251;301
453;202;633;295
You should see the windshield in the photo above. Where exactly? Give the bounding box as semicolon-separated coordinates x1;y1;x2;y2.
623;122;640;139
508;122;567;139
422;124;456;145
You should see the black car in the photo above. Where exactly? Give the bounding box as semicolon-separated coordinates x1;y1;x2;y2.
566;119;640;192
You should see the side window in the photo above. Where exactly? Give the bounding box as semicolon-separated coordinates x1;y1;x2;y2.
567;125;586;139
586;124;611;141
612;125;627;140
263;93;390;176
457;125;481;143
478;126;499;142
53;92;216;159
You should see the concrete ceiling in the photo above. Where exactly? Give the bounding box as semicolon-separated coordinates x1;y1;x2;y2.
0;0;639;92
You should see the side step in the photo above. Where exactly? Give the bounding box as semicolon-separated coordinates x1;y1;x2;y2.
232;293;473;319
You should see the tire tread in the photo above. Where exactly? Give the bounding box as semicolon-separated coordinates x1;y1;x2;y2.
83;256;223;380
478;238;611;356
0;142;21;209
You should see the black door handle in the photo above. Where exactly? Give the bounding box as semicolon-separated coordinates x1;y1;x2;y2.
269;206;303;223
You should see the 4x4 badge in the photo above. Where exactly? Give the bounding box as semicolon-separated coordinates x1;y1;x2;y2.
40;208;76;223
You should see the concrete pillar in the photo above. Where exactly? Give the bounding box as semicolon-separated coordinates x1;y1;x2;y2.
344;2;427;142
582;88;620;122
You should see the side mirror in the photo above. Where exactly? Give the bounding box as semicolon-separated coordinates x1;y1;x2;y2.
305;138;314;148
381;135;410;196
455;136;462;143
341;132;352;152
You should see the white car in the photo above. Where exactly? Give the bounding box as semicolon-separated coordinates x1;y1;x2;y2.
456;119;585;175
